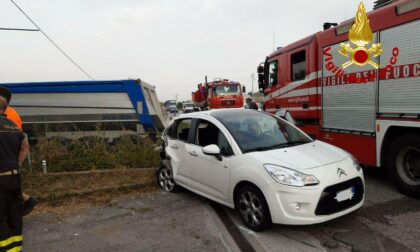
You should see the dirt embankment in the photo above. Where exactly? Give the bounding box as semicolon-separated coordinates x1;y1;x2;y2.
23;168;159;215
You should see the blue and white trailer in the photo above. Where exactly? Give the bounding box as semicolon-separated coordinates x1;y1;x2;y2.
1;79;165;138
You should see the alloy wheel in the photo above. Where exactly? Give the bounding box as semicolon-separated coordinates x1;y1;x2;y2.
239;191;264;227
158;167;176;192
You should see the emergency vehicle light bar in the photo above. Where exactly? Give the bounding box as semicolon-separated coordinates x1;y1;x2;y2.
396;0;420;15
335;23;353;36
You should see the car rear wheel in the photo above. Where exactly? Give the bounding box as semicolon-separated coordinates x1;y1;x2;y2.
236;185;272;231
157;166;178;192
387;133;420;197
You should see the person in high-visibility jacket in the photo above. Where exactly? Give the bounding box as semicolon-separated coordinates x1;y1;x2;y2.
5;106;22;131
0;96;30;252
0;87;38;216
0;88;21;131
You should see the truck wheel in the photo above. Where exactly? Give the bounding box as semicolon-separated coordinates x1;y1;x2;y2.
387;133;420;197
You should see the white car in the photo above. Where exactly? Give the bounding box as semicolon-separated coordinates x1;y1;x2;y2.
158;109;364;231
183;103;195;113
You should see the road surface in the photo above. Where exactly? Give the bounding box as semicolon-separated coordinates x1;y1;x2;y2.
24;169;420;252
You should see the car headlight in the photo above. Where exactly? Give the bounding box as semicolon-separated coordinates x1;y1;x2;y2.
264;164;319;187
350;155;362;172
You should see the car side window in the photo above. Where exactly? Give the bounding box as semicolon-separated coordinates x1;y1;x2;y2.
194;120;234;156
176;119;192;142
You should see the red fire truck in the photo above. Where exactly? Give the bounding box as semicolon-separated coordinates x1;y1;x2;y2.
192;78;245;110
257;0;420;195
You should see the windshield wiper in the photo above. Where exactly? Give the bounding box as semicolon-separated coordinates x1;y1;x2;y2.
245;143;292;153
287;140;311;146
244;141;311;153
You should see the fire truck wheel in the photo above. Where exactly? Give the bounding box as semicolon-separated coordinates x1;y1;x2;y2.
387;133;420;197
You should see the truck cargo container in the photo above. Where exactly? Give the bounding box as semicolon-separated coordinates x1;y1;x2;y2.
1;79;165;139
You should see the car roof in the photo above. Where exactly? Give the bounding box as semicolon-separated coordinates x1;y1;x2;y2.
175;108;263;119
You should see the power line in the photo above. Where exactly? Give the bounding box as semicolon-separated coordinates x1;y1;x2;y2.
0;27;39;31
10;0;95;80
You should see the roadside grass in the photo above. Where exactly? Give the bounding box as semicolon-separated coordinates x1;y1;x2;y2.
23;168;160;215
25;135;161;172
20;133;162;215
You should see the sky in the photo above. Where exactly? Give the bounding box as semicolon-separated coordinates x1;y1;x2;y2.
0;0;374;101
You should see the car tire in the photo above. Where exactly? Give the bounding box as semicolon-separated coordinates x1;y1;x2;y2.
236;184;272;231
157;161;179;193
387;133;420;197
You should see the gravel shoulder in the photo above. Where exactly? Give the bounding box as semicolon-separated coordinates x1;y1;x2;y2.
24;191;231;252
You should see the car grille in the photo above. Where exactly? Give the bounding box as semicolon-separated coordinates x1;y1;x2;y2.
221;99;236;106
315;177;364;215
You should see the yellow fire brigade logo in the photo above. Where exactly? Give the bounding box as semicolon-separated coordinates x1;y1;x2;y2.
339;2;383;69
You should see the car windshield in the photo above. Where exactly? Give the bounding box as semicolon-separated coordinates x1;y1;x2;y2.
213;110;312;153
213;85;240;96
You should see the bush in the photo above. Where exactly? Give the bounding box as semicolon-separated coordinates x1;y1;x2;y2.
113;135;160;168
26;134;160;173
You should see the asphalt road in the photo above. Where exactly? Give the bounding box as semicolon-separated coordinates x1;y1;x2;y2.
24;192;228;252
24;169;420;252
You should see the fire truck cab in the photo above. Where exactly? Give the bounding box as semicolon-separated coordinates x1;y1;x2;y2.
258;0;420;195
207;80;245;109
192;79;245;110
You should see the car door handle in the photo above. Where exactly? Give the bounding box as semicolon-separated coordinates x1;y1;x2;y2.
170;144;179;149
189;151;198;156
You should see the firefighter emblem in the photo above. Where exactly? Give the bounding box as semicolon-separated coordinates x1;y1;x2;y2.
339;2;383;69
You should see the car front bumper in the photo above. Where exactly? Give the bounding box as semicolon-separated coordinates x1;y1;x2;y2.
261;159;365;225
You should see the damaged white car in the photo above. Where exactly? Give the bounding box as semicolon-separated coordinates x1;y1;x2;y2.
159;109;364;231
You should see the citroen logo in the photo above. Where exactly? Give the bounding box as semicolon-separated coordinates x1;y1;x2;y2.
337;168;347;178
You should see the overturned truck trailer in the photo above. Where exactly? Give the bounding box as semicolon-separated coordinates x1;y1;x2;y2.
2;79;165;139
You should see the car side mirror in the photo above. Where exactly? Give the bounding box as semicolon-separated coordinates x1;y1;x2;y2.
202;144;222;161
258;74;265;91
257;65;264;74
242;86;246;93
257;64;265;91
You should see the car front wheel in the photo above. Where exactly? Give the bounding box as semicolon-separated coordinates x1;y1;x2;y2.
236;185;272;231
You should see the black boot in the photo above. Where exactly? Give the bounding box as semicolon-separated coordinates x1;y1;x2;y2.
23;197;38;216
